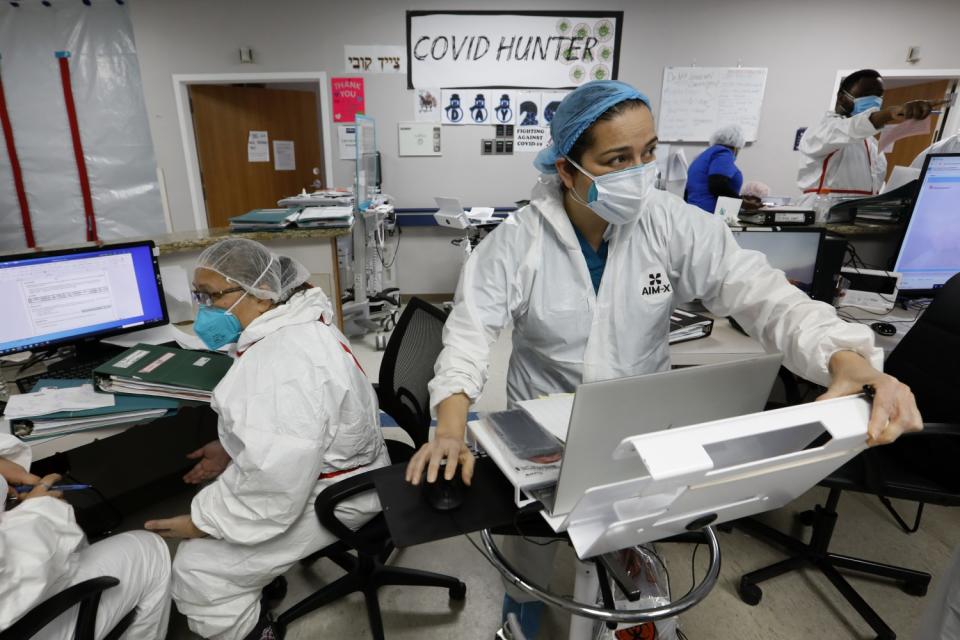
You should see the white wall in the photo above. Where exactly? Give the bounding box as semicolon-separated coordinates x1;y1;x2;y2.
126;0;960;292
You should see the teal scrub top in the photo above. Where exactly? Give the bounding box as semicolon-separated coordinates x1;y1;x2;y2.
573;226;609;294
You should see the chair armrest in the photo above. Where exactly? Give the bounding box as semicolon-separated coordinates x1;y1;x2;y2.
917;423;960;436
0;577;119;640
314;469;384;548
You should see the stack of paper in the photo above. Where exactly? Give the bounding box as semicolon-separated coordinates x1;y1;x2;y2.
294;206;354;228
228;208;298;231
5;379;177;440
669;309;714;344
277;189;355;208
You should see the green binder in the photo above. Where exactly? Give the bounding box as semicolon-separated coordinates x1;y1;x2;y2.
93;343;234;402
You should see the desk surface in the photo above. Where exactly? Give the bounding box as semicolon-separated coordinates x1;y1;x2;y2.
0;226;351;259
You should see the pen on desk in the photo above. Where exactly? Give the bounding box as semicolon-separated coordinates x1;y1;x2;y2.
13;483;92;493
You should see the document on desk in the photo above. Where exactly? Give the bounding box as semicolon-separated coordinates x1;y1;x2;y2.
516;394;574;443
4;384;115;419
468;418;561;490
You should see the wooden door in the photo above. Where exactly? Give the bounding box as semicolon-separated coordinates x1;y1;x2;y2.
189;85;324;228
881;79;951;180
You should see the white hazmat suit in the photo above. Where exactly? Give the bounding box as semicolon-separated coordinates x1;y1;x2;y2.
796;110;887;208
0;434;171;639
911;133;960;168
431;175;883;413
430;176;883;607
171;287;389;640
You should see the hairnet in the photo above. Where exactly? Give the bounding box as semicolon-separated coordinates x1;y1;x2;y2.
534;80;651;174
709;124;745;149
741;181;770;199
277;255;312;301
195;238;283;301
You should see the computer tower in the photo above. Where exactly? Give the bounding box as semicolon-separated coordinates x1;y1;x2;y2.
810;234;847;303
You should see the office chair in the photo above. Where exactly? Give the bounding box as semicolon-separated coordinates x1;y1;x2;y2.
0;577;136;640
273;298;466;640
730;273;960;640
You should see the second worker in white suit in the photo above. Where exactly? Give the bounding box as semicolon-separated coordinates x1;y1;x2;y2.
796;68;938;217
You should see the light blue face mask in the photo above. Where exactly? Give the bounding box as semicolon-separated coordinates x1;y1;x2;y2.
194;295;245;350
845;91;883;116
565;156;657;225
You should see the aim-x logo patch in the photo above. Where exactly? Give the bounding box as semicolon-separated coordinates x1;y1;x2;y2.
642;272;671;296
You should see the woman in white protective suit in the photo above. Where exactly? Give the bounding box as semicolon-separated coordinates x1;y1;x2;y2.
404;80;923;639
144;239;389;640
1;434;171;639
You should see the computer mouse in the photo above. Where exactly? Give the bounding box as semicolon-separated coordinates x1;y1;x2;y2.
422;470;466;511
871;321;897;337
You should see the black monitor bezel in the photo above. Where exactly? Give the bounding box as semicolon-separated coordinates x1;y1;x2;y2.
893;152;960;296
0;239;170;356
731;226;827;297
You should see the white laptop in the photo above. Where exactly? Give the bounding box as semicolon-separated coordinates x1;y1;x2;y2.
530;353;783;517
434;196;498;229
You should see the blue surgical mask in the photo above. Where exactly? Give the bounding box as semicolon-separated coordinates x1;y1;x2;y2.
194;295;245;350
846;92;883;116
565;157;657;225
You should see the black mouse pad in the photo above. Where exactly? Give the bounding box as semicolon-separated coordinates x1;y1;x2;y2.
374;457;521;548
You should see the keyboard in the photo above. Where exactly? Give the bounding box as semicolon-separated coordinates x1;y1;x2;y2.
16;352;119;394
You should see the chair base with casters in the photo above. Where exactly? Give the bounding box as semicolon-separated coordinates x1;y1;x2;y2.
270;465;466;640
725;487;928;640
274;534;466;639
0;577;136;640
724;428;960;640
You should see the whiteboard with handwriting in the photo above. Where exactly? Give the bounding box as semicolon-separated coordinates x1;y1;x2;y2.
657;67;768;142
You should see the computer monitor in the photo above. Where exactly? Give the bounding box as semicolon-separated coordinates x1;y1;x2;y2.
893;153;960;293
731;227;825;295
0;240;168;356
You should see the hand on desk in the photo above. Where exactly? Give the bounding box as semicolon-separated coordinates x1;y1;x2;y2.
821;351;923;446
145;514;207;539
183;440;231;484
0;456;42;488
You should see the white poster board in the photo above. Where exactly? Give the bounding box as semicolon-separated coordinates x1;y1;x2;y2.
273;140;295;171
345;45;406;74
247;131;269;162
337;125;357;160
398;122;442;156
657;67;768;142
407;11;621;89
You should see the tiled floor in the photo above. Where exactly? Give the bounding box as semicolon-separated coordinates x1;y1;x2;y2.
151;327;958;639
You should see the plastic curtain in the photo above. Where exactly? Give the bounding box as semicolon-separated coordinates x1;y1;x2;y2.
0;1;164;250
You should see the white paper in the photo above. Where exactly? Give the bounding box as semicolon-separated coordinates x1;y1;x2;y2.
490;90;517;125
515;125;548;153
273;140;295;171
337;125;357;160
715;196;743;225
345;45;405;74
414;88;441;122
247;130;269;162
878;117;932;154
517;92;543;127
440;90;467;125
398;122;442;156
463;90;493;125
882;166;922;193
517;394;574;443
5;384;115;419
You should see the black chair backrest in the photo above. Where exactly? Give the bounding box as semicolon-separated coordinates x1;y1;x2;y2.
0;577;124;640
377;297;449;450
884;272;960;422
